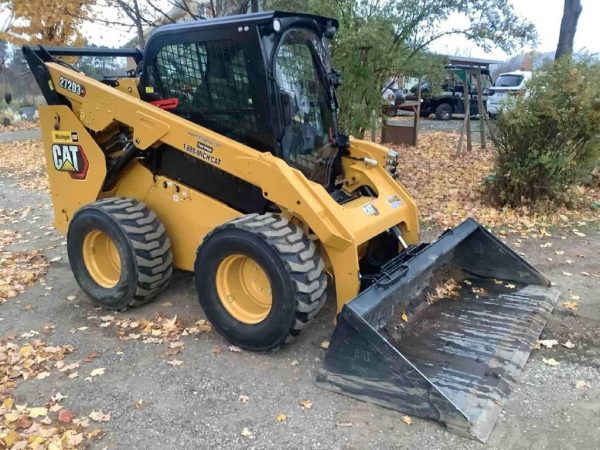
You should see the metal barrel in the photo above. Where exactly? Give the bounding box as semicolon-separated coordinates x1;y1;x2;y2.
317;219;560;442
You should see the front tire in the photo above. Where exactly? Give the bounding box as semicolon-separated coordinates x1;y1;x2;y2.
195;213;328;351
435;103;453;121
67;198;173;310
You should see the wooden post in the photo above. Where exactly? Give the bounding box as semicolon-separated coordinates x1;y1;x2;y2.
413;75;422;146
463;72;472;152
475;69;486;149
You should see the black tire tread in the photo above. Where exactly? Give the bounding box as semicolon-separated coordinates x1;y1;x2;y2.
213;213;328;340
83;197;173;308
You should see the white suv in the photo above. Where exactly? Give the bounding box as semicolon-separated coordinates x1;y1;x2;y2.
487;70;532;117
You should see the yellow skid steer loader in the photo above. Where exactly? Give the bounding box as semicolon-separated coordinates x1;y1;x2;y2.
24;11;559;442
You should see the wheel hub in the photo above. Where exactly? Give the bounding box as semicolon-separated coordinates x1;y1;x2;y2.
82;230;122;288
215;254;273;324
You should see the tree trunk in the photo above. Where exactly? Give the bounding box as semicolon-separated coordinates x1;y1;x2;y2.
555;0;582;60
132;0;145;48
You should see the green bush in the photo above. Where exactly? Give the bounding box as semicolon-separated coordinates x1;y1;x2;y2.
488;57;600;206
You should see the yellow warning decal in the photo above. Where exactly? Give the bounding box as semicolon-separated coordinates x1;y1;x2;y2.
52;130;80;144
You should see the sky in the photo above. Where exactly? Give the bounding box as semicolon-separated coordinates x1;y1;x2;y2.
428;0;600;60
3;1;599;61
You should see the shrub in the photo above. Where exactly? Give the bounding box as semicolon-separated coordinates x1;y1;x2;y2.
487;56;600;206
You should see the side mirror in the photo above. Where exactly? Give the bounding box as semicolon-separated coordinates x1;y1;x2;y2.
280;91;294;126
4;92;11;105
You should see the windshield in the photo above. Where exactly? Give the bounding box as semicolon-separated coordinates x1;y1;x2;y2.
274;28;335;181
495;74;524;87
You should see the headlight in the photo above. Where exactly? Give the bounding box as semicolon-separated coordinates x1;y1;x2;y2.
272;18;281;32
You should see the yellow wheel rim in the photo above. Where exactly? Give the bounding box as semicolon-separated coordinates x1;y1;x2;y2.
216;254;273;324
82;230;122;288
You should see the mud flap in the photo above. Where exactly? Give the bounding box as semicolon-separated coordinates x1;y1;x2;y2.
317;218;560;442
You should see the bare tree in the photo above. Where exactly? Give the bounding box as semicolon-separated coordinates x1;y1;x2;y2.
555;0;582;60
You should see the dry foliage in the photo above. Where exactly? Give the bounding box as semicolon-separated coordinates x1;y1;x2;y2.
0;336;103;448
0;140;48;191
0;121;39;132
0;229;49;303
89;314;212;360
392;132;599;233
426;277;461;304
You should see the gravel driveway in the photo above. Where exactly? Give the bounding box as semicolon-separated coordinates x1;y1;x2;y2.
1;131;598;449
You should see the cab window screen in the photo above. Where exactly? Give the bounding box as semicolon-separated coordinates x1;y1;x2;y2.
154;40;257;144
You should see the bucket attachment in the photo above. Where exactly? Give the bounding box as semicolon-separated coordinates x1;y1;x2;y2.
317;219;560;442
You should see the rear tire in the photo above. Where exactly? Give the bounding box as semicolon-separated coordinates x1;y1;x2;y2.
435;103;453;121
67;198;173;310
195;213;328;351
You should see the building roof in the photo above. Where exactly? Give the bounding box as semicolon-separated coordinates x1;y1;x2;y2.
446;55;503;67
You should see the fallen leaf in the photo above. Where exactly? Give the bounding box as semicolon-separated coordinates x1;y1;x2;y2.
290;360;299;366
66;295;76;301
90;367;105;377
68;371;79;379
36;371;51;380
211;346;222;355
167;359;183;366
402;415;412;425
58;408;74;424
299;399;312;409
320;340;330;349
401;312;408;322
563;301;578;311
135;400;144;409
83;352;100;363
538;339;558;349
48;404;63;415
89;410;111;422
63;431;84;447
505;283;516;289
575;380;589;389
228;345;242;352
51;392;67;402
562;341;575;349
87;428;104;439
28;407;48;418
238;395;250;404
241;427;253;438
542;357;559;366
276;413;288;422
14;415;33;429
562;272;573;277
555;250;565;255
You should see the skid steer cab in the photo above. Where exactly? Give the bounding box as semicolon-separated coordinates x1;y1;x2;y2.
24;11;559;441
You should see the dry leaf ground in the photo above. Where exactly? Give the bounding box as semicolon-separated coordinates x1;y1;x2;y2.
0;127;599;449
392;132;599;234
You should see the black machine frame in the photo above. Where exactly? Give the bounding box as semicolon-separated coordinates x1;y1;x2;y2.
141;11;339;157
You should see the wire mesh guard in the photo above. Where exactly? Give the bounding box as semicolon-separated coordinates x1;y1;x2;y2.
275;29;334;179
154;39;257;145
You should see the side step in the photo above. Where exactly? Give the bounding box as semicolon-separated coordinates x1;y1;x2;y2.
317;219;560;442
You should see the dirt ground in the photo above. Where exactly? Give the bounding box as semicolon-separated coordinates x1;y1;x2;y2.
1;130;599;449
